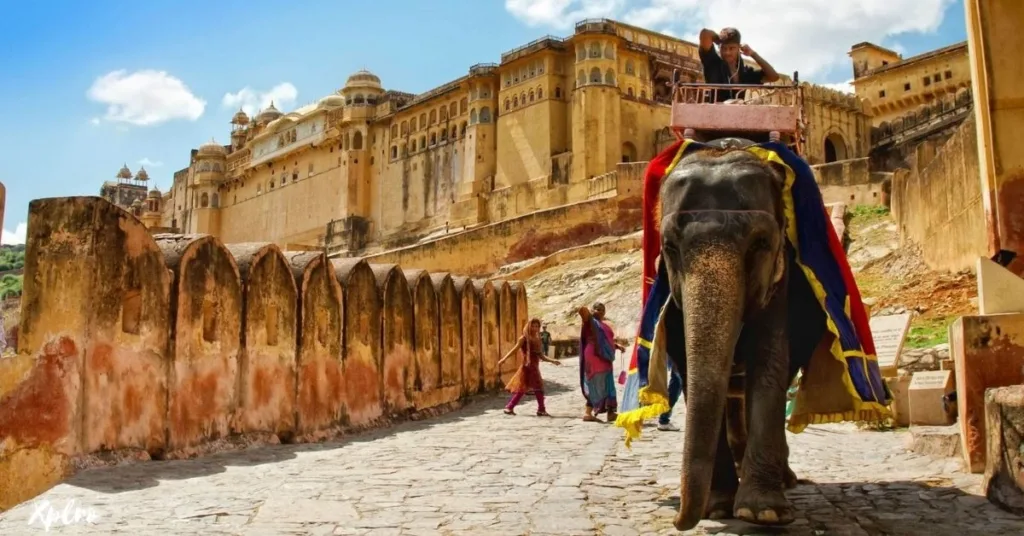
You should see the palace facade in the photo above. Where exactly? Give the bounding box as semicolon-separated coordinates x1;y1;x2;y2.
121;19;873;252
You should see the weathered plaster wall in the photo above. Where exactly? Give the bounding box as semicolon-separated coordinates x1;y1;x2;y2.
0;196;529;511
891;115;989;272
810;158;890;206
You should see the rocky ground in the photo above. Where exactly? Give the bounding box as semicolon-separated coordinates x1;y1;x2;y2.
2;361;1020;535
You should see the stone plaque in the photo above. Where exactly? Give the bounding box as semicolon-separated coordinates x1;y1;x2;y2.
909;370;955;426
870;313;912;371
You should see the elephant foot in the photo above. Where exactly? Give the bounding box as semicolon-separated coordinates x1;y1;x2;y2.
784;464;799;489
734;484;794;526
705;488;736;520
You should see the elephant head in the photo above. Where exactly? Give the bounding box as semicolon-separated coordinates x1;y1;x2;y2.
658;141;788;530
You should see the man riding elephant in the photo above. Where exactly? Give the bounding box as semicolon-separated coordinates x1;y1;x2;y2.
698;27;780;101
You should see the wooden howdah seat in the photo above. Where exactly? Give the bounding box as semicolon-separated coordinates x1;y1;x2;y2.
670;70;805;154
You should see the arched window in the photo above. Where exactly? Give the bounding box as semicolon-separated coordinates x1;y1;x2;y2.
419;113;427;126
451;126;457;139
513;96;518;107
589;42;601;58
449;102;457;117
605;69;616;85
429;109;437;124
390;146;398;159
480;107;491;123
460;122;467;137
440;107;448;121
201;193;209;208
538;87;544;99
504;99;510;111
590;67;602;84
460;97;468;114
430;133;437;145
529;63;536;77
577;70;586;87
625;60;635;75
471;108;479;124
577;45;586;61
520;92;526;104
555;87;562;98
390;125;398;138
641;90;647;99
211;193;219;208
441;129;448;141
627;87;634;97
529;90;535;102
420;136;426;150
270;180;275;190
401;121;409;135
354;94;365;104
411;117;417;131
604;44;615;59
353;131;363;150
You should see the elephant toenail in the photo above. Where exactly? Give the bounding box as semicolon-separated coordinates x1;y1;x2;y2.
708;510;727;520
735;507;754;520
757;509;779;523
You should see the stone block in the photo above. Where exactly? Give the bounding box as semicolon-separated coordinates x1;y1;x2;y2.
157;234;242;454
373;264;414;415
432;273;463;405
870;313;912;377
333;259;383;428
497;281;519;384
977;256;1024;315
477;280;501;390
227;243;297;441
454;277;483;396
408;270;443;409
885;375;912;427
983;385;1024;515
909;370;956;426
950;314;1024;473
909;424;963;459
288;251;345;439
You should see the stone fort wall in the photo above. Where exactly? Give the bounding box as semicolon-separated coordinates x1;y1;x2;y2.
0;197;529;511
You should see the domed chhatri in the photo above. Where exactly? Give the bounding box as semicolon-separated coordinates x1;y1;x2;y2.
198;138;228;157
256;102;283;124
344;69;382;90
148;186;161;198
318;94;345;109
135;167;150;181
116;163;133;180
231;109;250;125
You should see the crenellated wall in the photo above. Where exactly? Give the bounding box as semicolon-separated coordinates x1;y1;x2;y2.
0;196;529;511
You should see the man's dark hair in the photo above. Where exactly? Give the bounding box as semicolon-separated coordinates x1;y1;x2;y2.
720;27;741;46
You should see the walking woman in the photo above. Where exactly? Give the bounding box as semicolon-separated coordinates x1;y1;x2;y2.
579;302;625;422
499;317;562;416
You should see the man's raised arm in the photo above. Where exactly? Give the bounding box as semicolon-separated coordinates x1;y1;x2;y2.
741;44;781;83
699;28;719;51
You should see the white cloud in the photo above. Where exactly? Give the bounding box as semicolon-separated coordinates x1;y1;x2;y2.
822;80;855;94
89;117;101;126
2;223;26;246
222;83;298;116
504;0;956;80
138;157;163;168
87;70;206;126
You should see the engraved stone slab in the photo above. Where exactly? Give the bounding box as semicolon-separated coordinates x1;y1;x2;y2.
909;370;955;426
870;313;912;375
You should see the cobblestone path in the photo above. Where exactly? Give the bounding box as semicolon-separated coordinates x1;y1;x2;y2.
2;358;1023;535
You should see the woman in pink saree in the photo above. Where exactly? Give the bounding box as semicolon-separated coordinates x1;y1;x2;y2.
579;302;625;422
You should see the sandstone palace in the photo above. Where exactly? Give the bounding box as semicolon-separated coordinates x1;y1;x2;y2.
106;19;878;254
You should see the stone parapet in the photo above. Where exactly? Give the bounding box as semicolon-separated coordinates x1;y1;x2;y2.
0;196;529;511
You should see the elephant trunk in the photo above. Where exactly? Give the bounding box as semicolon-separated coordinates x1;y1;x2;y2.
674;246;744;532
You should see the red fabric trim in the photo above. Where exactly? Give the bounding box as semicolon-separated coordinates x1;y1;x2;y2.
823;205;877;355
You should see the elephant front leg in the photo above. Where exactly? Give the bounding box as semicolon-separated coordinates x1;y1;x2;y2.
734;298;795;525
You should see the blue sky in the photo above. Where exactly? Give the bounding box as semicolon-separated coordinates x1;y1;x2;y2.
0;0;967;244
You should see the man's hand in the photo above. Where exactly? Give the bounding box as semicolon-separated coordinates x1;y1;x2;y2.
740;44;754;57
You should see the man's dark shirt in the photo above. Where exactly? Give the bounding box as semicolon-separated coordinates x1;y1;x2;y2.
699;46;764;102
540;331;551;354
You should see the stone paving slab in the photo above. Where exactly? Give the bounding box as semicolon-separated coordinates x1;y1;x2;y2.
1;358;1023;535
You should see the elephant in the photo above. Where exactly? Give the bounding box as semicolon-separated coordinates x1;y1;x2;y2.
657;138;830;531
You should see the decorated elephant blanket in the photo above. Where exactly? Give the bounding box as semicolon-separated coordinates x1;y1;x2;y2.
615;139;893;447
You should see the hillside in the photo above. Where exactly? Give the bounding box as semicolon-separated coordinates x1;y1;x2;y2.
525;205;976;351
